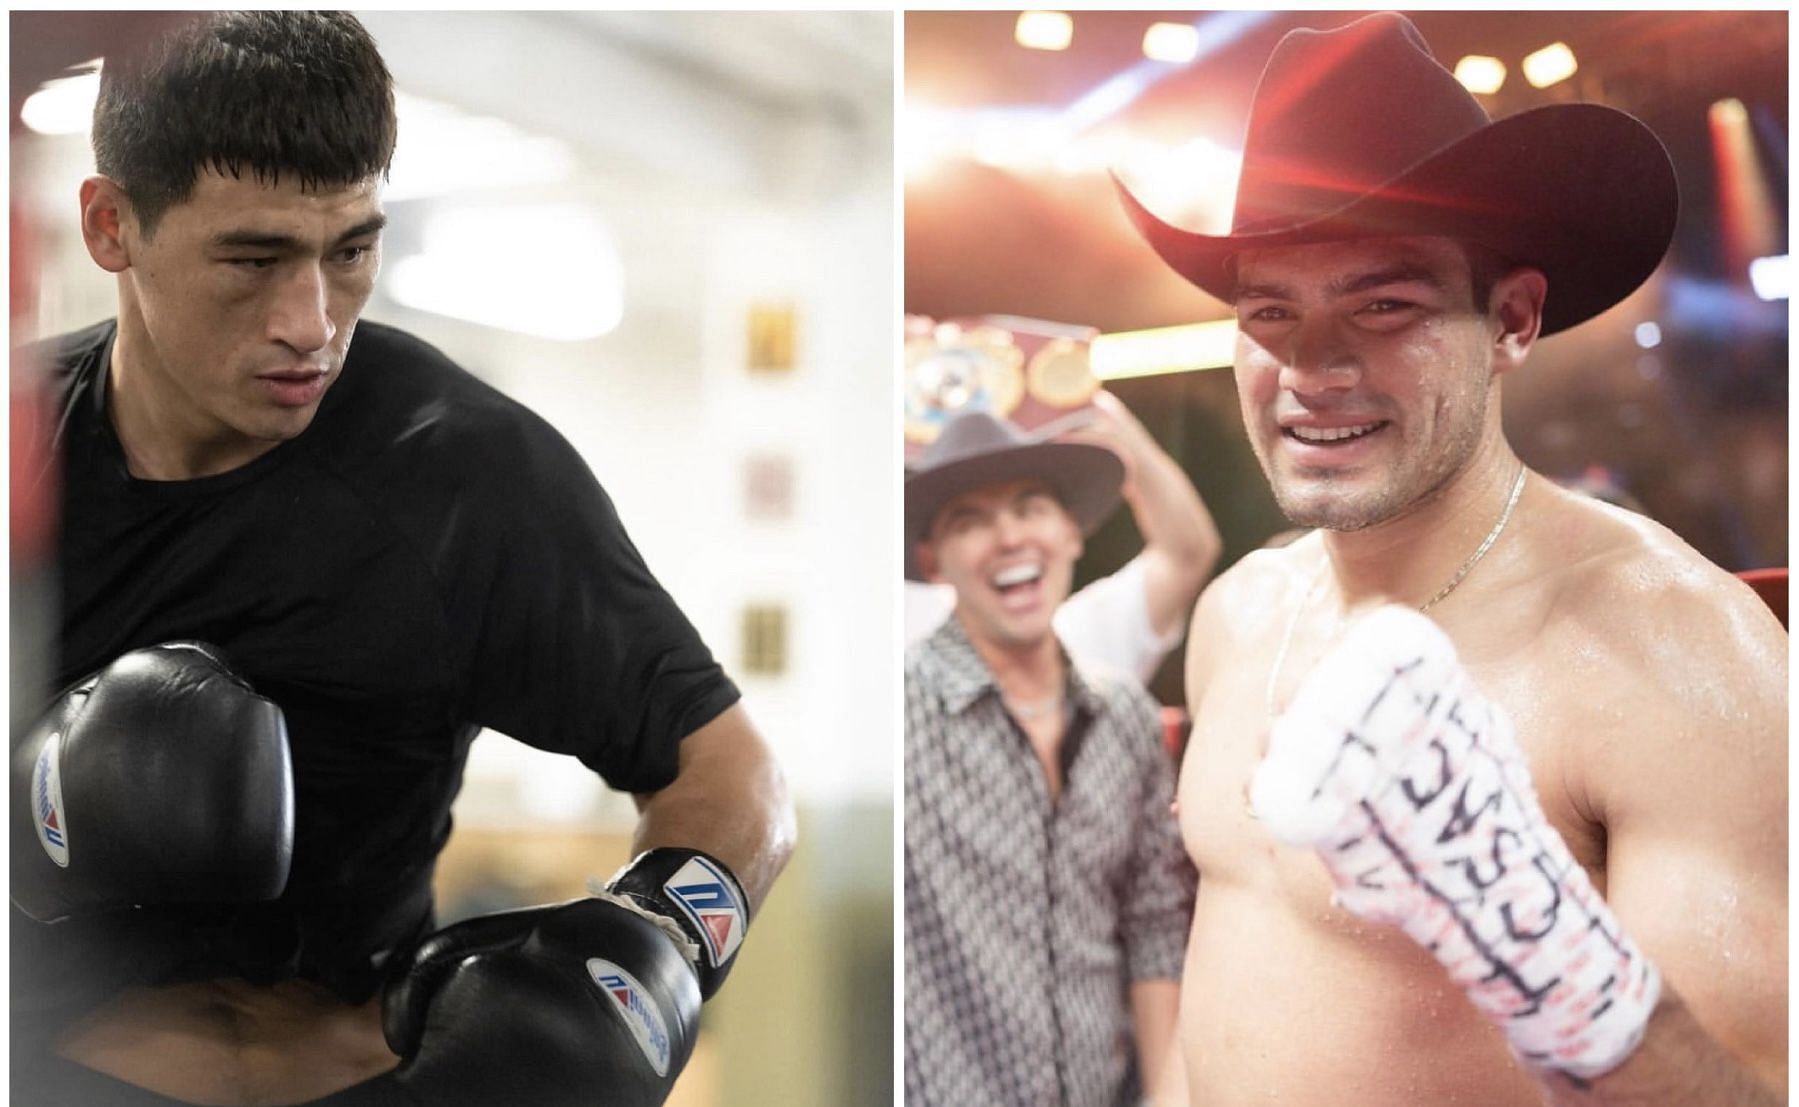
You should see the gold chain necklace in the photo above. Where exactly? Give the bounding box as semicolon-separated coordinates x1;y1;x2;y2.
1251;464;1527;814
1263;463;1526;716
1419;462;1529;613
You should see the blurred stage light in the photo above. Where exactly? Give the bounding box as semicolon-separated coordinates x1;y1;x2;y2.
1452;56;1506;96
1065;72;1153;135
1666;273;1787;338
1709;97;1749;127
1092;320;1237;380
971;114;1059;171
908;13;1268;183
1633;321;1662;349
386;205;624;341
1115;136;1241;234
1053;133;1136;178
1016;11;1073;52
903;106;958;180
20;64;101;136
1061;12;1269;134
1748;255;1789;301
1143;23;1201;64
1522;42;1577;89
1709;97;1780;282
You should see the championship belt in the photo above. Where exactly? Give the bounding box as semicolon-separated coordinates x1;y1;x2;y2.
903;314;1102;462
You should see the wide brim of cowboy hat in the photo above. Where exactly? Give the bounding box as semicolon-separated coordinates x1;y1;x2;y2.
904;441;1125;582
1116;102;1678;337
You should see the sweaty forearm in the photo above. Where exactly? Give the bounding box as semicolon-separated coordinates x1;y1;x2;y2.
1541;990;1783;1107
629;703;794;911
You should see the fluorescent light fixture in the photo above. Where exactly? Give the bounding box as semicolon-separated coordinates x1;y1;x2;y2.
1091;320;1237;380
1143;23;1201;64
1633;321;1662;349
1452;55;1506;96
385;205;624;342
386;92;576;202
1748;254;1789;301
1015;11;1073;52
20;64;101;136
1522;42;1577;89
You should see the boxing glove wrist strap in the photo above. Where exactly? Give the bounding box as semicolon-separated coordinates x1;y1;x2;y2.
602;848;748;1000
1252;606;1660;1079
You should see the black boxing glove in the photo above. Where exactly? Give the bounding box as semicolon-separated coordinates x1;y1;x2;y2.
11;642;294;923
602;847;750;1000
382;897;701;1107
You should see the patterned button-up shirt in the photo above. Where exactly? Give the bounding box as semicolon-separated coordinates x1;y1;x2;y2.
905;617;1197;1107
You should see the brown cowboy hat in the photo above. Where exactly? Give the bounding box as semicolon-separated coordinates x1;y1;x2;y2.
905;411;1123;581
1115;11;1679;336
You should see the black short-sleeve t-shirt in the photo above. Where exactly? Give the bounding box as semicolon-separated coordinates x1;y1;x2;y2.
15;319;739;1013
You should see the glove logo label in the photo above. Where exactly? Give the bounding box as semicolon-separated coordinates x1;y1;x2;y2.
664;856;745;968
33;732;70;868
586;958;671;1076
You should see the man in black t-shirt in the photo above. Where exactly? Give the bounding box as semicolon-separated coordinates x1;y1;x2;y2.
12;13;793;1107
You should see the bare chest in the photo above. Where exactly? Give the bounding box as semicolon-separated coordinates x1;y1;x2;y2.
1174;623;1621;1103
1177;635;1608;914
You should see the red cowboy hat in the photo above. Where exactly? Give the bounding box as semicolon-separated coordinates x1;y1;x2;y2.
1115;11;1679;336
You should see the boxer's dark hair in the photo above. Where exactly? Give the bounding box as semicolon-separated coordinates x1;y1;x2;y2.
93;11;396;235
1462;241;1518;315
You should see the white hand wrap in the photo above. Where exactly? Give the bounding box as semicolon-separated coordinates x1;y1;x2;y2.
1251;605;1659;1079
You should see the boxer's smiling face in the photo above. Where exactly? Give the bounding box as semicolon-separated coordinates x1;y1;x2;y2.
918;479;1083;651
1231;235;1499;531
103;169;386;474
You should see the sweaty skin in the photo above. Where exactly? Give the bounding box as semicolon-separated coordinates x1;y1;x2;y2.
1175;497;1786;1104
1164;236;1787;1105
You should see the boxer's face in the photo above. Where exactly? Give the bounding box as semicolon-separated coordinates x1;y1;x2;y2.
918;479;1083;651
110;169;385;454
1231;235;1497;531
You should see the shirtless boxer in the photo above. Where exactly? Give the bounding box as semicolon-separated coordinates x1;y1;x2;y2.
1114;13;1787;1105
12;13;792;1105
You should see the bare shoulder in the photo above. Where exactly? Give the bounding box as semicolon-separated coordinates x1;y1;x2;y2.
1191;537;1317;642
1539;490;1785;696
1184;535;1320;705
1530;488;1786;818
